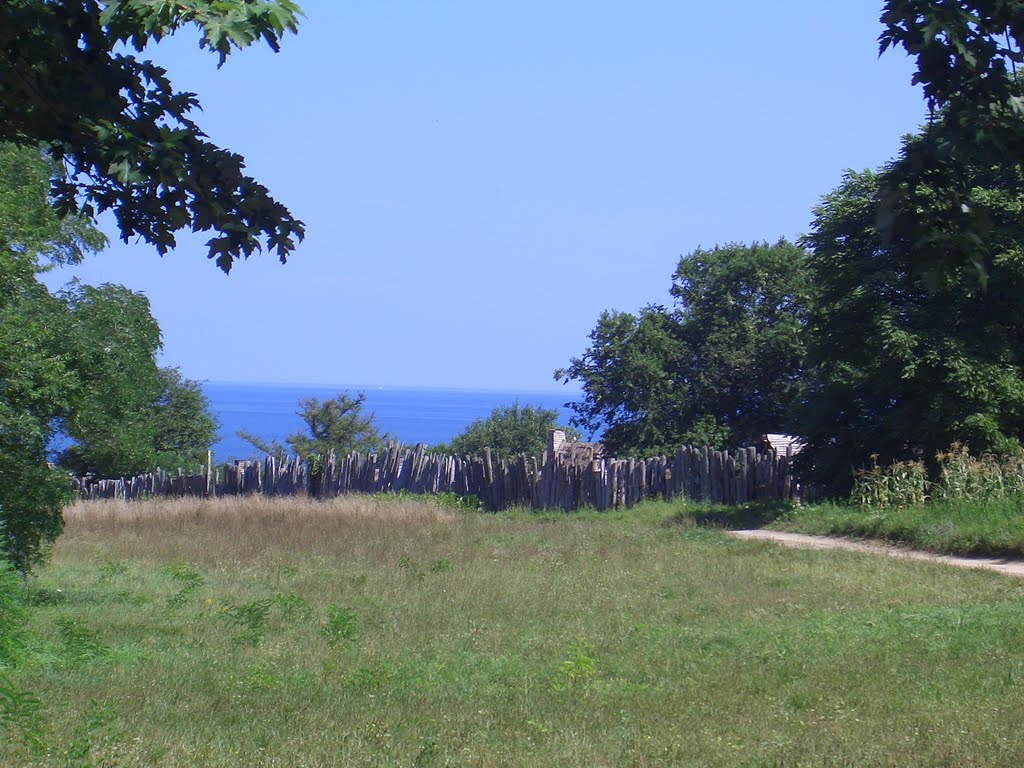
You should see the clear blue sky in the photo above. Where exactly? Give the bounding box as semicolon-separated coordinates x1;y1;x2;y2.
50;1;926;393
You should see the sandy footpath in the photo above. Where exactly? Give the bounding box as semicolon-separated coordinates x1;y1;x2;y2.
730;529;1024;578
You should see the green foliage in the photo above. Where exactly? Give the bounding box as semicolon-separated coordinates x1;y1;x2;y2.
851;457;930;511
219;592;311;646
798;145;1024;493
56;284;219;476
151;368;220;471
0;563;28;669
0;0;305;272
162;561;204;608
559;240;810;456
433;492;483;512
0;674;44;754
879;2;1024;284
429;558;452;574
448;401;575;458
550;639;596;691
95;560;128;584
55;618;109;663
0;144;107;267
850;445;1024;514
240;391;383;460
289;392;382;457
932;445;1024;503
220;597;275;646
1;143;218;569
0;145;94;572
321;605;358;646
0;423;69;573
57;282;163;476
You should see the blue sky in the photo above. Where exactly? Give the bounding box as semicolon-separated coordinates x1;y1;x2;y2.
50;1;926;392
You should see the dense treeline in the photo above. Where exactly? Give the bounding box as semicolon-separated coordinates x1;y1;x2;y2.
561;0;1024;493
557;240;810;457
560;124;1024;495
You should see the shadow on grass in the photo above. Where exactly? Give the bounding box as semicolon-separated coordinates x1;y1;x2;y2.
664;501;794;531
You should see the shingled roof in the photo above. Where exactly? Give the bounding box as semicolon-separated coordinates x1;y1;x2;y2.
763;433;804;456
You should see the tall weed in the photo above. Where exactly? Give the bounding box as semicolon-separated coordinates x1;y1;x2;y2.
933;444;1024;503
852;456;929;510
853;444;1024;510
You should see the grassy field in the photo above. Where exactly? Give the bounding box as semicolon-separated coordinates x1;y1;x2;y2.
5;496;1024;766
775;498;1024;560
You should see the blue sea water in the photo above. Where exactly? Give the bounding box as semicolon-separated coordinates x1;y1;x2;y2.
205;382;584;462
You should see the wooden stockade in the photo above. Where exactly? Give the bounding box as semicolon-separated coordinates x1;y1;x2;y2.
70;443;796;510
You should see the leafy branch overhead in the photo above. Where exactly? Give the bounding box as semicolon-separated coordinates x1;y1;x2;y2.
0;0;305;272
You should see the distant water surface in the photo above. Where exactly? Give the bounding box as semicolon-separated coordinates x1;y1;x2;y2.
205;382;583;462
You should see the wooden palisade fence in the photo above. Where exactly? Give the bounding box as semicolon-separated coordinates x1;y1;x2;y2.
70;443;796;510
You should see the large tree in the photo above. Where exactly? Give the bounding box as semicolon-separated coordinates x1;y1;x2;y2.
879;1;1024;284
0;246;76;572
0;145;106;571
56;284;220;477
797;137;1024;494
57;282;164;476
151;367;219;471
0;0;304;272
559;241;811;456
1;143;221;569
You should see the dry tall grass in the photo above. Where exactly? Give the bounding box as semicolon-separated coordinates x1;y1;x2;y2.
58;495;457;567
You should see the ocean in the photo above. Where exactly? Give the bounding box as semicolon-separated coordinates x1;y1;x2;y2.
205;382;584;462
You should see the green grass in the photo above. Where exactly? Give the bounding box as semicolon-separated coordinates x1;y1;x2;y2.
776;497;1024;559
5;495;1024;766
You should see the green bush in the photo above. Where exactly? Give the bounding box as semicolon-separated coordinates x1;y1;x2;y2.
449;402;575;459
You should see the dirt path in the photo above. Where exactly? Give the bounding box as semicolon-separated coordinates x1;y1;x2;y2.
730;529;1024;578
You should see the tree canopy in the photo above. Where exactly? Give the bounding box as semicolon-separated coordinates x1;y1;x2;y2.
0;143;220;570
0;0;304;272
797;136;1024;493
558;241;811;457
0;143;107;570
878;1;1024;283
446;402;576;459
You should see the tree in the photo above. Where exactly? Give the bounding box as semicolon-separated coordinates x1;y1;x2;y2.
0;144;106;571
0;0;304;272
878;1;1024;284
557;307;687;456
797;137;1024;494
446;402;576;459
0;246;75;572
239;391;383;459
0;143;107;266
558;241;811;456
56;282;164;476
55;285;221;476
151;367;220;471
